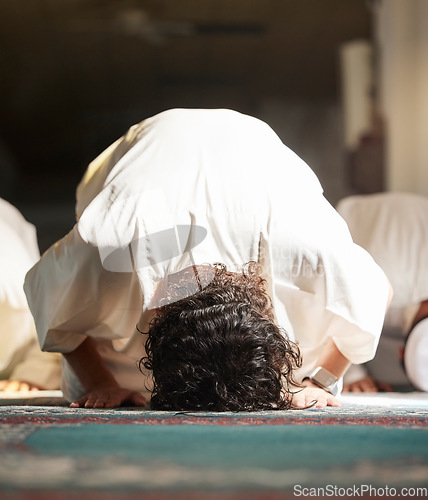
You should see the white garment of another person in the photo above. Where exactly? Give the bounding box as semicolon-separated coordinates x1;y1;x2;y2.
0;198;61;389
24;109;390;401
337;192;428;388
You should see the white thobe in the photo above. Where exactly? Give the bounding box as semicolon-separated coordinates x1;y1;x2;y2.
337;192;428;387
0;198;61;388
24;109;389;400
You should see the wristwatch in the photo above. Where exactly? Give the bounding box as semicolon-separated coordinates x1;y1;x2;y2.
303;367;339;396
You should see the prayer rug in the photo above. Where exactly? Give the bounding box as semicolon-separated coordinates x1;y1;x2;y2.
0;393;427;499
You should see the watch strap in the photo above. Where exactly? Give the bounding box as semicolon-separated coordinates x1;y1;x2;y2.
303;366;339;396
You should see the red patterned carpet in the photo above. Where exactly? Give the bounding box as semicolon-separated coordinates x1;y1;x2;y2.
0;393;427;499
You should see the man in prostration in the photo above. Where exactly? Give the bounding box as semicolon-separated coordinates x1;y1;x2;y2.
24;109;390;410
0;198;61;391
338;192;428;393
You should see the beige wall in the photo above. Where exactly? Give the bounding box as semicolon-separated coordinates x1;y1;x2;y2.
377;0;428;195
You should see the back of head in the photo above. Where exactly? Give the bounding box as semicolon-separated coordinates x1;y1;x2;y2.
141;263;301;411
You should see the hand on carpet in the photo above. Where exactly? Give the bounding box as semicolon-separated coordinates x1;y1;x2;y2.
291;381;341;409
0;379;42;392
70;386;147;409
343;376;393;393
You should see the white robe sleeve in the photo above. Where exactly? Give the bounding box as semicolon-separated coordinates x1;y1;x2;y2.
24;225;143;354
270;194;390;377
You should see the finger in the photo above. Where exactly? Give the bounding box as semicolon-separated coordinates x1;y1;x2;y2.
17;381;41;392
70;395;89;408
3;380;20;392
327;394;341;407
308;389;340;408
314;394;329;408
92;398;107;408
290;393;306;408
378;381;393;392
291;393;318;409
102;398;118;409
85;396;106;409
361;379;378;392
102;393;124;408
315;400;328;408
17;382;31;392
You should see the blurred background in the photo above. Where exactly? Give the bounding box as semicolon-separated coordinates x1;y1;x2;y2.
1;0;427;252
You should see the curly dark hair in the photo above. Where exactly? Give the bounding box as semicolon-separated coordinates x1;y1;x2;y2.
140;262;301;411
